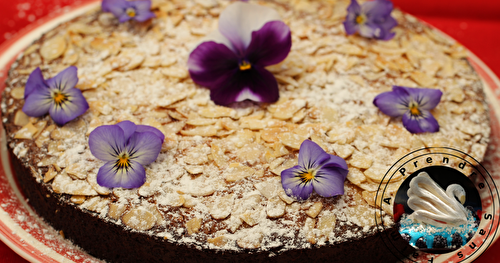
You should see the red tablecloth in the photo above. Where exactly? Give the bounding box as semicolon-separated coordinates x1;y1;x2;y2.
0;0;499;262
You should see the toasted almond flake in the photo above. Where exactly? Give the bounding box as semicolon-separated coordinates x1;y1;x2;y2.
199;106;236;118
334;44;365;56
10;87;25;100
278;132;308;149
306;202;323;218
185;165;203;175
254;179;280;199
122;208;156;231
240;210;260;227
332;144;354;159
14;110;30;126
186;118;217;126
90;38;121;55
273;99;306;120
349;152;373;169
52;171;98;196
317;212;336;238
180;126;218;137
70;195;86;204
410;71;436;87
184;145;209;165
14;123;38;139
65;162;88;180
186;218;202;235
346;167;366;185
108;202;127;220
261;127;287;143
304;217;317;244
209;194;234;220
266;196;286;218
161;67;189;79
163;121;185;134
237;232;263;249
44;166;58;183
275;75;299;87
40;35;66;61
224;165;256;182
207;236;229;247
364;163;396;183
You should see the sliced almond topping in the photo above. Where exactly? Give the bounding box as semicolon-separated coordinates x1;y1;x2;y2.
14;122;38;139
273;99;306;120
410;71;436;87
185;165;203;175
304;217;317;244
332;144;355;159
261;127;287;143
305;202;323;218
108;202;127;220
40;35;66;61
277;187;295;204
180;126;218;137
10;87;25;100
346;167;366;185
44;166;58;183
211;143;227;168
208;236;229;247
266;196;286;218
240;210;260;227
278;132;308;149
186;218;202;235
199;106;235;118
364;163;395;183
13;110;30;127
52;171;98;196
254;179;280;199
317;212;336;238
184;145;209;165
224;164;256;182
70;195;86;204
122;208;156;231
349;152;373;169
65;162;88;180
209;194;234;220
237;232;263;249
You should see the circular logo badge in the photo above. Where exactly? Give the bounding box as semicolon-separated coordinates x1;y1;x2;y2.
375;147;499;263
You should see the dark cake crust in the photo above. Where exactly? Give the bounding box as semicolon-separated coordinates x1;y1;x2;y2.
10;149;410;262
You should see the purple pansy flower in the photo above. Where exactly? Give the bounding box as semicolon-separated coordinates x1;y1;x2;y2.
102;0;155;23
373;86;443;133
188;2;292;106
89;121;164;189
281;140;348;201
343;0;397;40
22;67;89;126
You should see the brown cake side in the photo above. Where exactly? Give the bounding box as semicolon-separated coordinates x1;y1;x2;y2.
1;0;490;262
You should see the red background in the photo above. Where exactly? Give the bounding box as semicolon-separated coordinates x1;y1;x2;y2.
0;0;499;262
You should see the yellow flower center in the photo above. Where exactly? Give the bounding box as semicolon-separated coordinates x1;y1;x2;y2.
239;60;252;71
300;170;315;183
52;92;68;106
409;104;421;116
126;7;136;17
116;154;131;170
356;14;367;25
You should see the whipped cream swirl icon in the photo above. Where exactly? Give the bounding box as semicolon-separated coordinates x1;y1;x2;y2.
407;172;468;227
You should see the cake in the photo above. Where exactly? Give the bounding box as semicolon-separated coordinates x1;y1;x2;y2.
1;0;491;262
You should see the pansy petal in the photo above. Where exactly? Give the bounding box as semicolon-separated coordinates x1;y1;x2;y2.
24;68;48;98
325;155;349;171
209;66;279;105
131;1;155;22
22;89;52;117
358;23;382;39
218;2;281;55
403;86;443;111
377;16;397;40
373;88;410;117
188;41;239;88
245;21;291;67
362;0;393;20
281;165;314;201
343;0;361;35
298;140;331;170
102;0;125;12
96;160;146;189
118;13;133;23
136;125;165;142
89;125;126;162
402;110;440;133
46;66;78;92
116;120;137;142
126;131;162;165
313;165;348;197
48;88;89;126
200;30;238;53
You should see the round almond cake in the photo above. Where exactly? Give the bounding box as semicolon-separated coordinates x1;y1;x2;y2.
1;0;490;262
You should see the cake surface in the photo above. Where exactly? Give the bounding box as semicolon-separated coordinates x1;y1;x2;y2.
1;0;491;262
